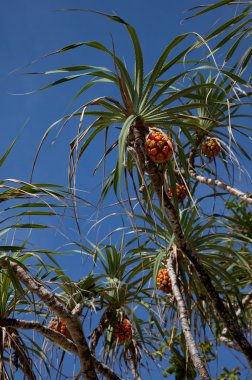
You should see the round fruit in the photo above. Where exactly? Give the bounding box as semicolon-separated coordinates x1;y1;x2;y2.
167;183;188;203
157;269;172;294
48;318;70;339
112;318;132;344
201;138;220;158
146;130;174;163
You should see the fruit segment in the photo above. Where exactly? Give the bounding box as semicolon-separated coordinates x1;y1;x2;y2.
157;269;172;294
112;318;132;344
201;138;220;158
48;318;71;339
146;131;174;163
167;183;188;203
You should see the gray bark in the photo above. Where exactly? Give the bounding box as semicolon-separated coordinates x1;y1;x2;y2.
167;251;211;380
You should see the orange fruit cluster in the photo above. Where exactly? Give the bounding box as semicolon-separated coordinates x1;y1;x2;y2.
146;131;174;163
167;183;188;203
201;139;220;158
112;318;132;344
48;318;71;339
157;269;172;294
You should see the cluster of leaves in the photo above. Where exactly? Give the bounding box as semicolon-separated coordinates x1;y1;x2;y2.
0;144;74;378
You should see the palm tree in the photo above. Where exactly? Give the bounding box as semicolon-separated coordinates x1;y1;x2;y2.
1;1;252;379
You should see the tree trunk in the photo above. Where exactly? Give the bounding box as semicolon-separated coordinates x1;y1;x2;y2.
167;249;211;380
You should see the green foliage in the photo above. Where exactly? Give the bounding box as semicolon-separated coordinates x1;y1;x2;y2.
214;367;241;380
225;199;252;239
163;333;197;379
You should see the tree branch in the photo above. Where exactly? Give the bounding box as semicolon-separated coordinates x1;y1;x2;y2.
0;318;78;353
219;289;252;351
91;357;123;380
131;119;252;367
188;136;252;204
0;318;122;380
128;342;142;380
167;248;210;380
0;258;98;380
242;290;252;309
89;309;113;354
190;171;252;204
218;336;242;351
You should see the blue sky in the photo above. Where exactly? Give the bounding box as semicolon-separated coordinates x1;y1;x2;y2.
1;0;235;181
1;1;251;379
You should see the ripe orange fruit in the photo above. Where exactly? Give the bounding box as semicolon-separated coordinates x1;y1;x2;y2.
201;138;220;158
146;130;174;163
167;183;188;203
112;318;132;344
157;269;172;294
48;318;71;339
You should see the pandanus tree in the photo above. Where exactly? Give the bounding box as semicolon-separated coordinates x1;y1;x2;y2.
1;1;252;379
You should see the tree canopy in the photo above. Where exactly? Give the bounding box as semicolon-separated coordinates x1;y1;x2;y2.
1;1;252;379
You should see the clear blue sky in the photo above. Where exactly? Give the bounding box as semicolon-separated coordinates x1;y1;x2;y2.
1;1;250;379
1;0;235;181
